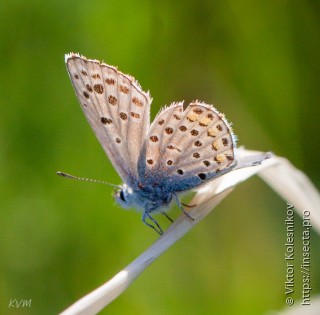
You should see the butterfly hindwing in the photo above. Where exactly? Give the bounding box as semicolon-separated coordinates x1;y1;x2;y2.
65;53;151;183
140;101;237;191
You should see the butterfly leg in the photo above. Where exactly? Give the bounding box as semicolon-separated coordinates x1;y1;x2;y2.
173;194;195;222
182;202;197;208
161;211;174;223
142;211;163;235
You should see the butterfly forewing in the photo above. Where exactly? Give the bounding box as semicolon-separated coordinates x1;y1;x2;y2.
65;53;151;183
142;101;236;190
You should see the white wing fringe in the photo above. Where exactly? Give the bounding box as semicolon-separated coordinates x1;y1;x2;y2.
60;149;320;315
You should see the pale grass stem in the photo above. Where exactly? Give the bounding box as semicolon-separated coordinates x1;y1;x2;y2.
60;148;320;315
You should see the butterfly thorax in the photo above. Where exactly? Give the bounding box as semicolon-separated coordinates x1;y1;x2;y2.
115;181;173;213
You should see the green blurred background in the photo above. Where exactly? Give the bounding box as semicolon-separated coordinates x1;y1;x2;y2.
1;1;319;314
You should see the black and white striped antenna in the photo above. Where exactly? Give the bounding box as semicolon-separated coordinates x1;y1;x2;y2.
57;171;121;189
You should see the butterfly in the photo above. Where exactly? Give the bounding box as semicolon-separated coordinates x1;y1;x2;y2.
65;53;268;234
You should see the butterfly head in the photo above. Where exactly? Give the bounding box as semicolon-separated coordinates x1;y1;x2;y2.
115;184;136;209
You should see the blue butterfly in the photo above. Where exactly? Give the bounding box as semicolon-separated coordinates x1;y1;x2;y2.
64;53;267;234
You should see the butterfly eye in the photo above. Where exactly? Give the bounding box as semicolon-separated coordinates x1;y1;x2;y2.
119;190;126;202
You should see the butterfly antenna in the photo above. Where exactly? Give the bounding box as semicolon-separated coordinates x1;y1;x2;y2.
56;171;121;189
